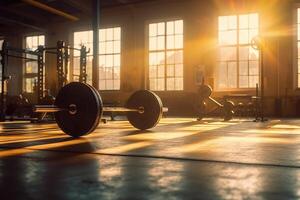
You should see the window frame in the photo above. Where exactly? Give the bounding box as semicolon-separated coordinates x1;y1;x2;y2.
146;18;185;92
294;6;300;90
71;25;122;91
23;34;45;93
99;27;122;91
215;13;260;92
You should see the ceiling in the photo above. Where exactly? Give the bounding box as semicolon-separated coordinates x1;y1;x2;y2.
0;0;155;35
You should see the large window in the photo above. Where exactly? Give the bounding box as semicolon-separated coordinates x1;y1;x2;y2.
73;31;93;84
73;27;121;90
99;27;121;90
218;13;259;89
148;20;184;91
24;35;45;93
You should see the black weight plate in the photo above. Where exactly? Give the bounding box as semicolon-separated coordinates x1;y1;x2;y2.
126;90;163;130
198;85;212;98
54;82;102;137
223;100;235;121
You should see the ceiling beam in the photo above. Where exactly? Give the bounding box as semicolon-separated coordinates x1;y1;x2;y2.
0;17;45;32
21;0;79;21
61;0;91;14
0;6;46;24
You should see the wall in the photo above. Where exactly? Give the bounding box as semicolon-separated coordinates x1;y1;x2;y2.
2;0;300;117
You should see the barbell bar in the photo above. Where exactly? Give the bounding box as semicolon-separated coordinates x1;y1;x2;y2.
34;105;169;113
33;82;168;137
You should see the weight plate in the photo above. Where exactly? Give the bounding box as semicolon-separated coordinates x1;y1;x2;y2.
126;90;163;130
223;100;235;121
198;85;212;99
54;82;102;137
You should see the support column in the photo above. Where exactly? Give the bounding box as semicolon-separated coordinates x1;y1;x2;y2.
92;0;100;89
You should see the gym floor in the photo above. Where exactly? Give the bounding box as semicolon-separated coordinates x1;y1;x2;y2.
1;118;300;199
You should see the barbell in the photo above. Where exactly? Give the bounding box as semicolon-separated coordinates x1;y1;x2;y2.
34;82;168;137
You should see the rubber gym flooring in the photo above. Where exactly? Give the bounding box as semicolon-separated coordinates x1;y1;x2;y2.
1;118;300;199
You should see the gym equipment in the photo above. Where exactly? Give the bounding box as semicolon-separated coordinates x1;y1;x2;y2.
0;40;88;122
251;36;267;122
42;41;89;89
197;84;235;121
33;82;168;137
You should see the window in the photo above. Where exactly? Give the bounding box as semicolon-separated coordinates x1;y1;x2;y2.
73;27;121;90
218;13;259;89
99;27;121;90
148;20;184;91
297;8;300;87
73;31;93;84
24;35;45;93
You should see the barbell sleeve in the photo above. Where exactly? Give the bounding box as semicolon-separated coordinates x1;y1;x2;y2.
33;105;63;113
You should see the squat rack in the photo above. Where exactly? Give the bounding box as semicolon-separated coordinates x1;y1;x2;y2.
0;40;88;121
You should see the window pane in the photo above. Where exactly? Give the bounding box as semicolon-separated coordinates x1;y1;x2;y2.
157;65;164;78
157;23;165;35
228;62;237;88
113;41;121;53
239;61;248;76
249;61;259;75
218;62;227;88
239;30;249;44
219;16;227;31
249;47;259;60
175;20;183;34
167;35;174;49
149;37;157;51
175;78;183;90
249;13;259;29
167;78;175;90
219;47;237;61
99;42;106;54
114;27;121;40
106;41;113;54
249;29;258;43
249;76;259;87
99;29;106;41
239;76;249;88
175;35;183;49
148;20;184;91
175;64;183;77
167;65;174;77
149;66;157;78
239;15;249;29
157;78;165;91
239;46;249;60
228;15;237;29
174;50;183;63
106;28;113;40
157;36;165;50
149;24;157;36
167;21;174;35
114;54;120;67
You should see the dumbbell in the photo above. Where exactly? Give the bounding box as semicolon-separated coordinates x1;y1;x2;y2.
198;84;234;121
34;82;168;137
